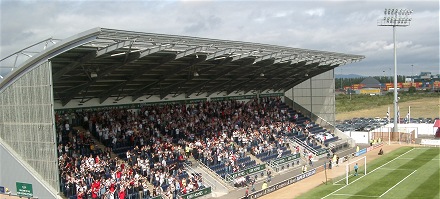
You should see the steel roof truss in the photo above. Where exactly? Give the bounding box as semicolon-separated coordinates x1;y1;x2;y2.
60;52;141;105
96;40;133;57
253;52;284;64
139;44;173;58
98;54;177;103
52;51;97;81
131;55;207;101
205;48;235;60
182;57;234;97
159;80;187;99
175;46;210;60
255;63;306;92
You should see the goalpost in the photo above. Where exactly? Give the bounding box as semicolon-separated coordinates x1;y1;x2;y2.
345;156;367;185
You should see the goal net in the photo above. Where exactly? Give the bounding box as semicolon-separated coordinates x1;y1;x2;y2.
345;156;367;184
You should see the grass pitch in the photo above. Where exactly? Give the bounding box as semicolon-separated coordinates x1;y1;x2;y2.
296;147;440;199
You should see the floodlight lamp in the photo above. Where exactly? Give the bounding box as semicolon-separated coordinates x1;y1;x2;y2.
90;72;98;78
260;73;265;77
194;72;199;77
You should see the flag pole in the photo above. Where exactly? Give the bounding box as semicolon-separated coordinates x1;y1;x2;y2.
388;106;391;145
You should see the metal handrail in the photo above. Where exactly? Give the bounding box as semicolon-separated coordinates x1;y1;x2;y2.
196;160;232;188
183;162;216;191
268;157;300;172
289;136;318;155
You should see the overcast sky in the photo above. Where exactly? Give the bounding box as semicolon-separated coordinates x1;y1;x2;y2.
1;0;438;78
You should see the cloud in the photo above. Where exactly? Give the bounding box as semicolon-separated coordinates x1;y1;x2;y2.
305;8;325;17
0;0;438;77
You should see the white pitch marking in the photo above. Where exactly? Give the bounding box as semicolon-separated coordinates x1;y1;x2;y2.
333;193;380;198
321;148;416;199
380;169;418;197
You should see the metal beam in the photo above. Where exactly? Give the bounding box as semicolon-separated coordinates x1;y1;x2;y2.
59;52;141;105
276;62;321;90
98;54;177;103
131;55;207;101
155;57;234;98
205;79;234;97
182;57;233;96
159;80;187;99
249;61;307;92
96;40;133;57
175;46;210;60
231;52;254;62
139;44;173;58
184;58;255;97
206;48;235;60
52;51;97;81
253;52;284;63
209;59;276;95
273;54;297;64
243;74;289;94
227;62;291;94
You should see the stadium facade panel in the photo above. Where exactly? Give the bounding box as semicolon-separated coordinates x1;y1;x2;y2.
0;61;59;198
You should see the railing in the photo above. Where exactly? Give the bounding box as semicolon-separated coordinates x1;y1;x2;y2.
333;128;356;148
224;164;266;183
0;38;61;81
196;160;231;188
328;139;350;153
284;96;356;148
183;162;216;191
268;153;301;172
289;136;318;155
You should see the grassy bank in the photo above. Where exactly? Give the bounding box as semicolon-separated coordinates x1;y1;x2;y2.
336;92;439;121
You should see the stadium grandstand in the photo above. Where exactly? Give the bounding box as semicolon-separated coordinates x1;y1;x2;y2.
0;28;364;199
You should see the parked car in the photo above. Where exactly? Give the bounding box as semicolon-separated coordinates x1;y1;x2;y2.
364;125;374;131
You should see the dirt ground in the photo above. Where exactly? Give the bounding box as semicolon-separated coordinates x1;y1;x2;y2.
0;194;30;199
259;144;408;199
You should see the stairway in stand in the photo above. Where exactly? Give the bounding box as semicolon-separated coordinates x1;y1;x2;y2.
72;126;119;158
184;157;232;197
71;127;161;196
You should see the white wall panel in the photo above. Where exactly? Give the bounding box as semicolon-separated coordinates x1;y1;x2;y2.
290;70;335;124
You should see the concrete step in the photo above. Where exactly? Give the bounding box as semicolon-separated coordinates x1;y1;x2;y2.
185;158;232;195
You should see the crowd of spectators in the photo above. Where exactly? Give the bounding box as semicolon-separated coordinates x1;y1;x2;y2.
57;104;210;199
56;97;334;199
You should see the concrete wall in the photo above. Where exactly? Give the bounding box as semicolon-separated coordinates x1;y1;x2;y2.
371;123;437;136
0;142;60;199
285;70;336;125
342;131;370;144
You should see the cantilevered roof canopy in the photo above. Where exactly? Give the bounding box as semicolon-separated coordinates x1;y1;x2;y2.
0;28;365;106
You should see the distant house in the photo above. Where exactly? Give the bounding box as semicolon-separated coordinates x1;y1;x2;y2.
360;77;381;88
358;77;381;95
